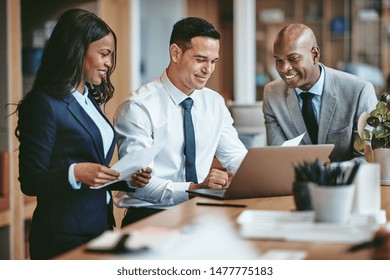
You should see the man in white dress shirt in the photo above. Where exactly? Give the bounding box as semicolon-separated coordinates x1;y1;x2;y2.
114;17;247;226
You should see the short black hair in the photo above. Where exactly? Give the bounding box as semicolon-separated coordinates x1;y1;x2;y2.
169;17;220;51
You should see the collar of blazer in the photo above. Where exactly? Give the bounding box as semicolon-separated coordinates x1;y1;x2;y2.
63;94;114;165
285;66;338;145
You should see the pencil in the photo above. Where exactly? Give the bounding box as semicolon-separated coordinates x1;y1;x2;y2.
196;202;247;208
347;236;384;252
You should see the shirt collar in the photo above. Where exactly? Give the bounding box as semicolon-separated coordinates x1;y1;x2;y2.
295;64;325;97
72;86;89;104
161;70;198;106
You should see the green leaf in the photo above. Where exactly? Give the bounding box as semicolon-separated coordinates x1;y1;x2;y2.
370;108;382;118
383;127;390;138
353;138;366;151
367;116;380;127
374;125;385;138
377;101;388;115
372;137;386;149
363;130;371;140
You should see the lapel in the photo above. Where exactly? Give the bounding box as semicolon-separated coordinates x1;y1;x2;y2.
318;67;338;144
62;94;106;164
88;95;116;166
285;87;312;144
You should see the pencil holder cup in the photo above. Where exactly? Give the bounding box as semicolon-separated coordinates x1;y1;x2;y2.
309;183;355;224
292;181;312;211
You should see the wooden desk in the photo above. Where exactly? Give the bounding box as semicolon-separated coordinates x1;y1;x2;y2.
56;186;390;260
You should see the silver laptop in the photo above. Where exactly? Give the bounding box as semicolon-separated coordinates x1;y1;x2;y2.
186;144;335;200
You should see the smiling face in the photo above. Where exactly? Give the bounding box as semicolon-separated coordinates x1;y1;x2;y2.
273;25;321;91
77;32;115;93
167;36;219;95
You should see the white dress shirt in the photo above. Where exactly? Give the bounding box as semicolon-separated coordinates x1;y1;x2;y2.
295;64;325;124
114;71;247;208
68;86;114;203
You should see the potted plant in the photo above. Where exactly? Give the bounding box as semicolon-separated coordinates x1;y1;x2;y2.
354;94;390;184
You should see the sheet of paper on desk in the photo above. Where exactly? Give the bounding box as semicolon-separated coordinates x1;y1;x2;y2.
259;249;307;260
88;214;260;259
158;214;259;259
237;210;377;244
127;226;181;253
281;132;305;146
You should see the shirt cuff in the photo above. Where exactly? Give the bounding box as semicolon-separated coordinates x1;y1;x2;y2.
126;181;138;192
68;163;82;190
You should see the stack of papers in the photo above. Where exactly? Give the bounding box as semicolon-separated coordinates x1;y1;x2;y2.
237;210;380;244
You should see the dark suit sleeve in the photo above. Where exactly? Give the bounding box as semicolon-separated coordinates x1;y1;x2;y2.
18;94;70;197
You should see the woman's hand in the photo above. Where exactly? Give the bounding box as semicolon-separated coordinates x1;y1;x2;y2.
130;167;152;188
74;163;120;187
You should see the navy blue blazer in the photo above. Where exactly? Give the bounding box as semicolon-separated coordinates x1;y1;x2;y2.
18;90;116;235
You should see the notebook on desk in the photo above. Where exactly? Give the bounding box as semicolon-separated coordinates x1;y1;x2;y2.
186;144;335;200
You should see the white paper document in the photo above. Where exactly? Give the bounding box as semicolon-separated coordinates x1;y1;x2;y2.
112;146;156;180
259;249;307;260
91;124;166;190
281;132;305;146
90;147;158;190
237;210;378;244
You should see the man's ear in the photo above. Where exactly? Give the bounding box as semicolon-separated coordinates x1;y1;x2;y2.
170;44;182;62
312;46;320;64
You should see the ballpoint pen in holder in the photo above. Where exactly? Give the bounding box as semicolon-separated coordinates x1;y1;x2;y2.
293;160;360;223
294;159;360;187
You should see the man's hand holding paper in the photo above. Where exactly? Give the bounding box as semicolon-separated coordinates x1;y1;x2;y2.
130;167;152;188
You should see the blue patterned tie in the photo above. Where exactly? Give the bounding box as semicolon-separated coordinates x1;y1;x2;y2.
300;92;318;144
180;98;198;183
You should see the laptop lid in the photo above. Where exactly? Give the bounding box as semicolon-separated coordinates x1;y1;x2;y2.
187;144;334;200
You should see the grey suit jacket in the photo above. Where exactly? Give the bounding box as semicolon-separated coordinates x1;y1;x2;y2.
262;65;378;162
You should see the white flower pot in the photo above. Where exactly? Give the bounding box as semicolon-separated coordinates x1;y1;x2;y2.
373;148;390;185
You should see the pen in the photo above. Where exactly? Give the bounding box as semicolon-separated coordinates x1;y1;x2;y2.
346;162;360;184
196;202;247;208
347;236;385;253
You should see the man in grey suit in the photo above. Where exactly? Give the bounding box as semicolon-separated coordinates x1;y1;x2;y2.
263;23;377;162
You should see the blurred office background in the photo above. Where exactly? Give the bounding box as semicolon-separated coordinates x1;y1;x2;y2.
1;0;390;259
